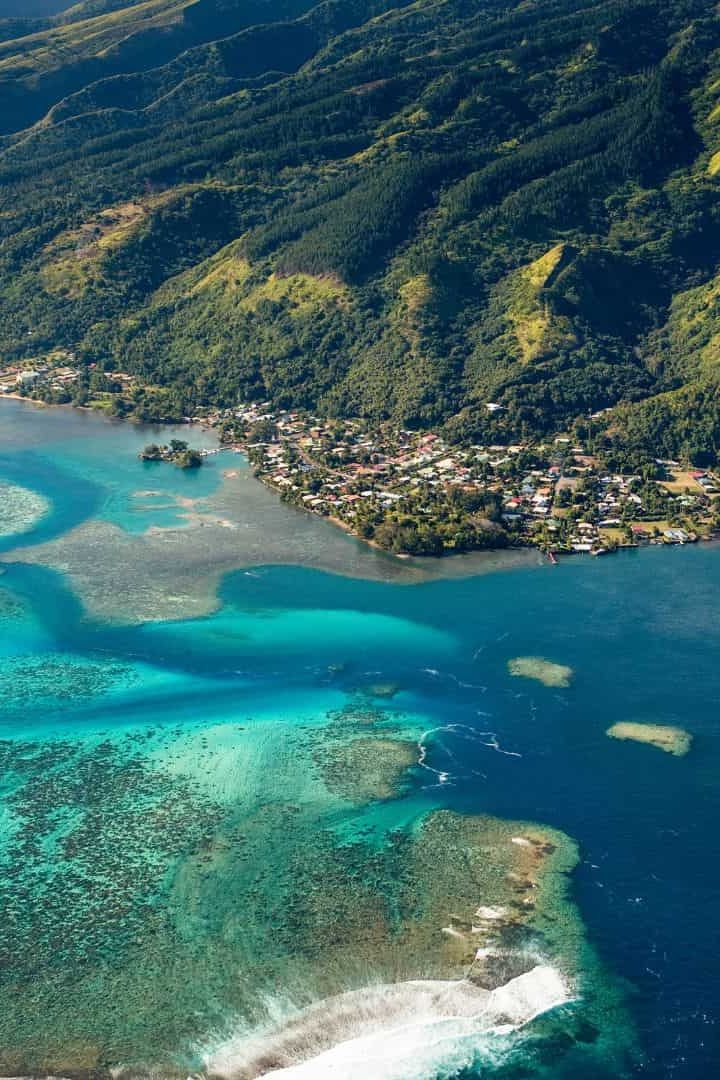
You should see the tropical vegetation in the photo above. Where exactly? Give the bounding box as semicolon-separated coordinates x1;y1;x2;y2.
1;0;720;464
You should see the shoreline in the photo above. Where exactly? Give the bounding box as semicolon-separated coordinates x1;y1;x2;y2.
2;394;718;574
252;451;718;565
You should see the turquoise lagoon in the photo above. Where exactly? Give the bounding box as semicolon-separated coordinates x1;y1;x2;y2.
0;399;718;1079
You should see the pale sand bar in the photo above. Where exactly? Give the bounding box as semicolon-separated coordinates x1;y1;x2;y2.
606;721;692;756
508;656;573;688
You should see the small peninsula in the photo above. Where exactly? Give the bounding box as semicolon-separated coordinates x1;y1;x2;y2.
606;722;692;756
214;403;719;559
4;379;720;561
139;440;204;469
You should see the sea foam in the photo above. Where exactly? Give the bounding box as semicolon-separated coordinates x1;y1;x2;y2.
206;965;571;1080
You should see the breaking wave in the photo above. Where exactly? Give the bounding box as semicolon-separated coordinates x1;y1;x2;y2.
204;965;571;1080
417;722;522;787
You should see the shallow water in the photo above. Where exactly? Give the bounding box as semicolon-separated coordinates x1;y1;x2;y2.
1;400;538;621
0;400;718;1079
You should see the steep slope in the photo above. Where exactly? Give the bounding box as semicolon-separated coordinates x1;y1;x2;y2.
0;0;720;459
0;0;321;132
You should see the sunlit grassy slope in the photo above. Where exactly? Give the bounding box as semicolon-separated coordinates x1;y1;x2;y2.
1;0;720;459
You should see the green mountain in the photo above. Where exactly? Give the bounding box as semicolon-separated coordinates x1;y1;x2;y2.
2;0;720;461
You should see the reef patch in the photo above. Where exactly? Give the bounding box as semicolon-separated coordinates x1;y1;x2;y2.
0;481;49;538
314;736;418;802
0;654;137;712
508;656;573;688
606;721;691;756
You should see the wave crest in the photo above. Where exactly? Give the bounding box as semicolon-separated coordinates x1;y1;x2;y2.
205;965;571;1080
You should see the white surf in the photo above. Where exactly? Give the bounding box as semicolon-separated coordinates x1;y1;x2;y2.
206;965;571;1080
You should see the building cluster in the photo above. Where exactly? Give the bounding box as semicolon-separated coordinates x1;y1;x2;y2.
223;405;719;555
0;355;141;407
1;370;715;554
0;357;80;395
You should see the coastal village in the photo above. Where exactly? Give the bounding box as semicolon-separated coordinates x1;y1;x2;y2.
0;355;81;397
0;353;139;407
216;402;720;557
2;357;719;557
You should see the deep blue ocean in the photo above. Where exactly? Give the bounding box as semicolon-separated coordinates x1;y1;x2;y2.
0;400;717;1079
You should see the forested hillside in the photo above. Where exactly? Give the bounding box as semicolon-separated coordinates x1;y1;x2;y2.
2;0;720;461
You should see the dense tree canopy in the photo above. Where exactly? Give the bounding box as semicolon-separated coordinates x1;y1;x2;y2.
1;0;720;459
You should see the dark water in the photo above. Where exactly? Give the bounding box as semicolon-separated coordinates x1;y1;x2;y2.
219;552;720;1079
0;400;717;1078
0;1;71;16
